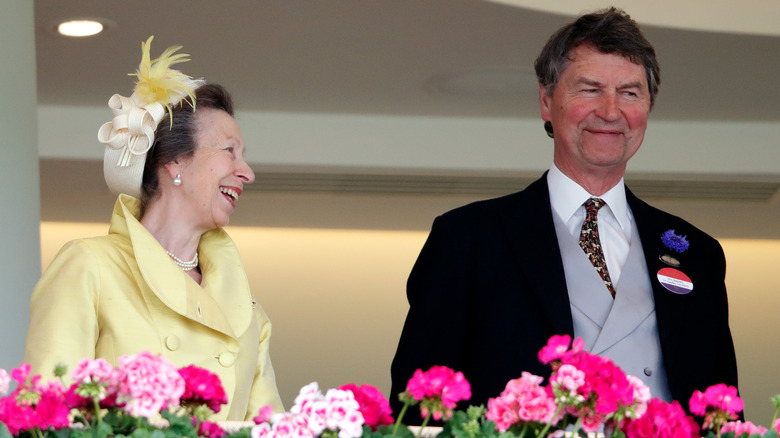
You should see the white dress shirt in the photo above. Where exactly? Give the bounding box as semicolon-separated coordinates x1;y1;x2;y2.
547;163;634;284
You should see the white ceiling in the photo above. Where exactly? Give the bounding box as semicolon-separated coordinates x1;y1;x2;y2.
489;0;780;37
35;0;780;121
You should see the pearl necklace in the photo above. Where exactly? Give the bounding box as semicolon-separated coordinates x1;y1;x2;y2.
166;250;199;271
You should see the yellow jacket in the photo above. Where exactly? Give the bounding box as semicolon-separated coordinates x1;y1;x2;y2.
25;195;283;420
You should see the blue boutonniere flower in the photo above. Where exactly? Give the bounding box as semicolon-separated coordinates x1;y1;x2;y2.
661;229;690;253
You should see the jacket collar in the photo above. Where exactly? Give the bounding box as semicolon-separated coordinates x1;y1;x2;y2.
109;194;253;338
498;174;574;337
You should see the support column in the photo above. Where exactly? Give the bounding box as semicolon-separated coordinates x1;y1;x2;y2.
0;0;40;372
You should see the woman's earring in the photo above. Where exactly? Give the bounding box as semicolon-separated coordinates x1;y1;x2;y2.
173;174;182;186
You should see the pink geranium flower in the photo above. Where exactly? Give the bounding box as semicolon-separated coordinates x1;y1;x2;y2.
0;364;70;434
485;372;558;432
533;335;650;434
254;405;275;424
404;365;471;421
0;369;10;395
67;358;122;411
551;364;586;395
193;417;227;438
625;375;651;418
71;358;115;385
289;382;364;438
251;422;273;438
10;363;31;386
441;370;471;410
689;383;743;430
560;349;634;419
721;420;767;436
339;383;393;430
621;398;699;438
690;383;743;416
0;395;37;435
538;335;573;364
179;365;228;414
115;351;185;418
263;412;316;438
33;382;70;431
538;335;585;366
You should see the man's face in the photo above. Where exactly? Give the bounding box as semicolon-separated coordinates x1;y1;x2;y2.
540;44;651;181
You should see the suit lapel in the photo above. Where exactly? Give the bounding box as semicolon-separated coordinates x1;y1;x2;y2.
627;189;687;354
499;175;574;337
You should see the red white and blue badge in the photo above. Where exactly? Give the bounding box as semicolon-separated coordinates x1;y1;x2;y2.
657;267;693;295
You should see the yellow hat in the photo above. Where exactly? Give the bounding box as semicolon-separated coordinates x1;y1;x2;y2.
97;36;204;198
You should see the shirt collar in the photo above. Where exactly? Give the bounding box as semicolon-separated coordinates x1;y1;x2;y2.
547;162;631;231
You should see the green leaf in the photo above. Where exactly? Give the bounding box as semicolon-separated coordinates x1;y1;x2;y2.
367;423;415;438
50;428;73;438
479;421;498;438
0;423;12;438
130;427;151;438
160;411;198;438
466;406;487;422
68;429;92;438
102;408;137;435
763;430;780;438
95;421;114;438
223;427;252;438
439;408;504;438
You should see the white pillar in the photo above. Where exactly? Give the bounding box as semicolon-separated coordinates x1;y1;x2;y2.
0;0;40;372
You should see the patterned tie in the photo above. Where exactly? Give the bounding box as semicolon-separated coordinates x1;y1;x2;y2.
579;198;616;298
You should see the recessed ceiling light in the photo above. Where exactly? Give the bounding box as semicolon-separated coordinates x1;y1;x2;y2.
57;19;104;37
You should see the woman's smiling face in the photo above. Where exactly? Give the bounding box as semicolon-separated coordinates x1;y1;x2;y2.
178;108;255;230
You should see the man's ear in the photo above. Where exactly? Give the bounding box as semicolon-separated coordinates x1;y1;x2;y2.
539;83;552;123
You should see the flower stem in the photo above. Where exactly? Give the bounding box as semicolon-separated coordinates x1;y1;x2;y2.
570;416;583;438
92;396;102;427
608;414;622;438
771;405;780;429
416;413;431;438
392;402;410;436
519;423;529;437
536;405;563;438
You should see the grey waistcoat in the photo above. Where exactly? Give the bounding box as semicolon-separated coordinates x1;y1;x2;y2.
553;210;672;401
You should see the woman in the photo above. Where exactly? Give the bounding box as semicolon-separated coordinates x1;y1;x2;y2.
24;37;283;420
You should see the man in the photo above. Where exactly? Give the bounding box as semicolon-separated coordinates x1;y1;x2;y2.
390;7;738;419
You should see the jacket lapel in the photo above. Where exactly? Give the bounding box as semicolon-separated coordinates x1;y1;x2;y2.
499;175;574;337
115;195;245;339
627;189;688;354
199;228;253;338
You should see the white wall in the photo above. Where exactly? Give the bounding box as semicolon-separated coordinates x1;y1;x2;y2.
38;105;780;176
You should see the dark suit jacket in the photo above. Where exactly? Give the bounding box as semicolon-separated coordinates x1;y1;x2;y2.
389;175;738;420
